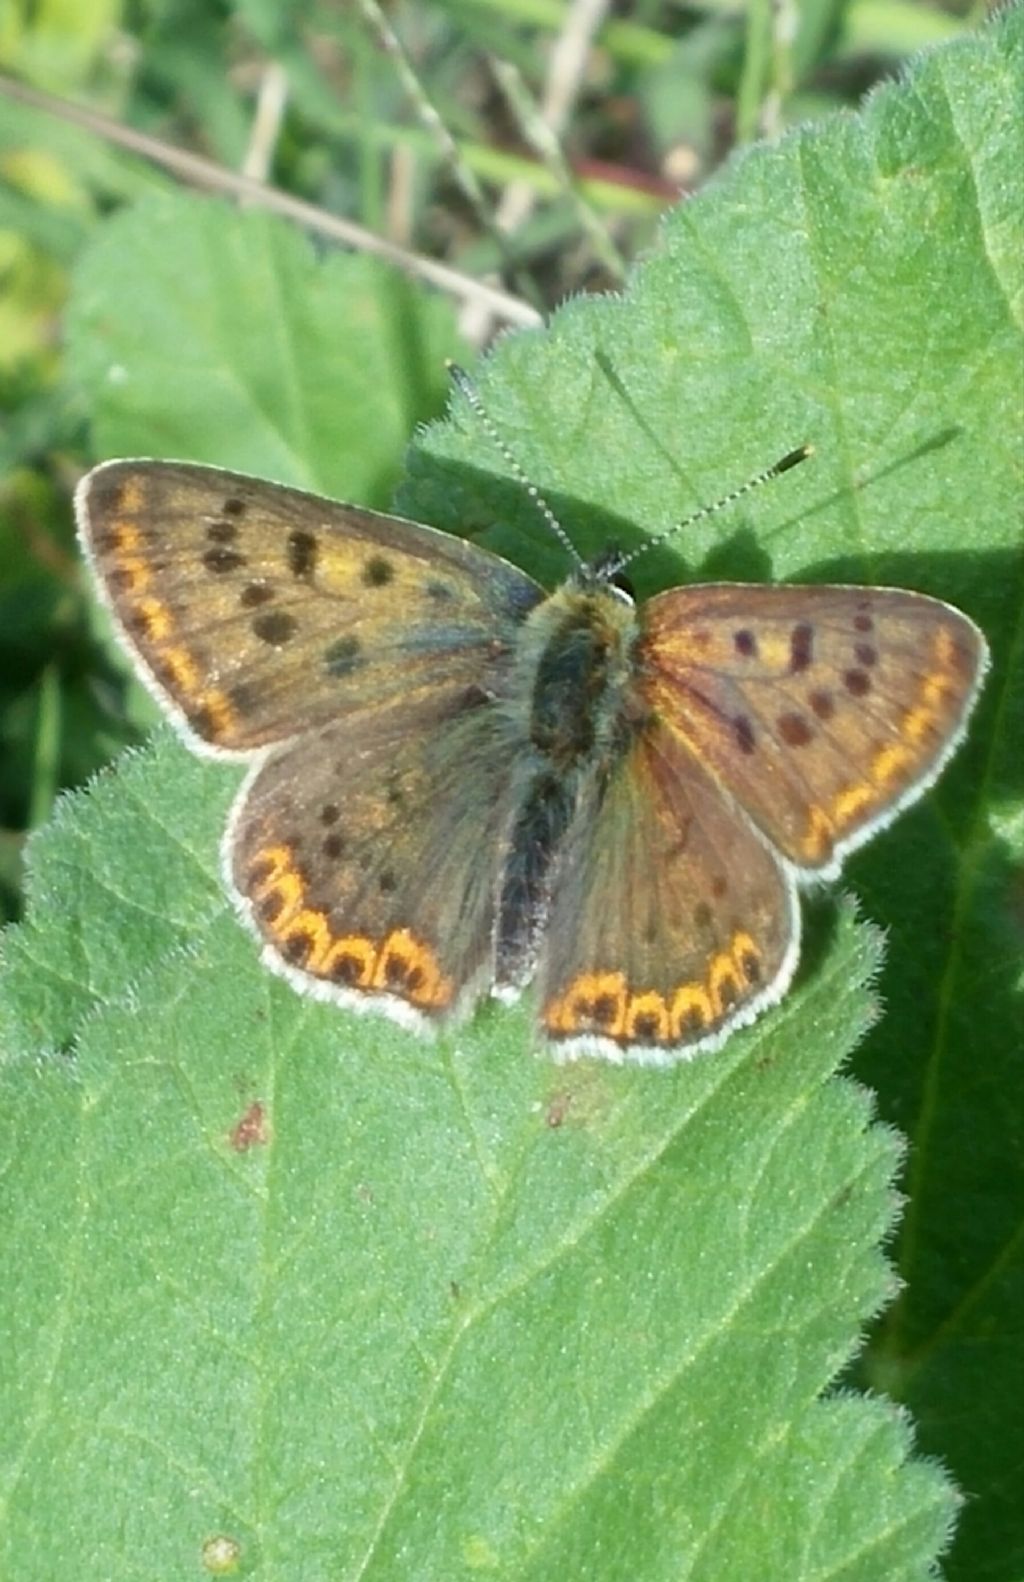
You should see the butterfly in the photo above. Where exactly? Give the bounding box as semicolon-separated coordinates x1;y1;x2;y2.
75;441;988;1064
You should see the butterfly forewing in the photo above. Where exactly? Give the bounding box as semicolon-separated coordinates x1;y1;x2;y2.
638;584;988;875
76;461;542;755
538;719;798;1061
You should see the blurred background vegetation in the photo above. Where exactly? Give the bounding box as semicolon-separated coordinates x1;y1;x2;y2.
0;0;994;924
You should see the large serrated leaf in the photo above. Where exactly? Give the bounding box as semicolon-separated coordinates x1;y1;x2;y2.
2;742;931;1578
3;10;1022;1580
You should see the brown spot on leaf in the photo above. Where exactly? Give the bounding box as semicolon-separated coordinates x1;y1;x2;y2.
229;1101;269;1152
546;1091;572;1128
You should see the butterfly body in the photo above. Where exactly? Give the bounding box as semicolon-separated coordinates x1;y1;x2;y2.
76;459;988;1064
489;578;642;993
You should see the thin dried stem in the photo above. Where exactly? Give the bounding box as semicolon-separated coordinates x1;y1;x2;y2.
0;73;541;330
354;0;537;307
241;61;289;184
489;56;627;282
461;0;614;343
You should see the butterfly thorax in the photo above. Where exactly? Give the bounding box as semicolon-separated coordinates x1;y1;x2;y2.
519;581;639;772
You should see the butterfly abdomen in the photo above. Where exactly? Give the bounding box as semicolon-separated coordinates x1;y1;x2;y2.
495;771;576;988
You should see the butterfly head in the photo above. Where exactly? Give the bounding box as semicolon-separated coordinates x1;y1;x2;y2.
571;548;636;605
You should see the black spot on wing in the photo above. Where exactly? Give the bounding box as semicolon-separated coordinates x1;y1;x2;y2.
362;555;394;587
789;623;814;673
323;636;363;677
203;547;245;574
287;529;318;579
253;610;298;646
778;712;813;746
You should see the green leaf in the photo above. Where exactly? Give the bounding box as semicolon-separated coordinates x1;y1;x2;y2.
4;12;1022;1582
65;192;462;509
1;740;943;1581
402;14;1024;1581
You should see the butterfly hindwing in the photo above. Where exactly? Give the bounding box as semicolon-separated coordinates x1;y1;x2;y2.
76;460;542;756
227;693;522;1025
638;584;988;875
538;716;798;1061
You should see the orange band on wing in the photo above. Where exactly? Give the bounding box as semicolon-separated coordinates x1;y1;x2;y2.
99;506;239;747
244;845;454;1011
544;930;765;1048
797;624;976;861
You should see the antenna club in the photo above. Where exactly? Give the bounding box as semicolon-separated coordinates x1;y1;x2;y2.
607;440;814;579
773;443;814;474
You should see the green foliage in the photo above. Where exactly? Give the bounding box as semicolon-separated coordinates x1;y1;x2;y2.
0;736;948;1580
408;20;1024;1575
0;0;992;892
0;7;1021;1582
67;198;460;502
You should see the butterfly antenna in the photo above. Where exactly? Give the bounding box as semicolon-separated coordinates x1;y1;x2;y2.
606;443;814;579
447;362;584;572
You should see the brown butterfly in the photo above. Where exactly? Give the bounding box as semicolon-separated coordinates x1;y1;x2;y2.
75;444;987;1063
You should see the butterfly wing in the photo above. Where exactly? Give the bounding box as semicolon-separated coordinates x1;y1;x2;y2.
638;584;988;876
538;718;798;1061
76;460;542;756
226;692;521;1026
